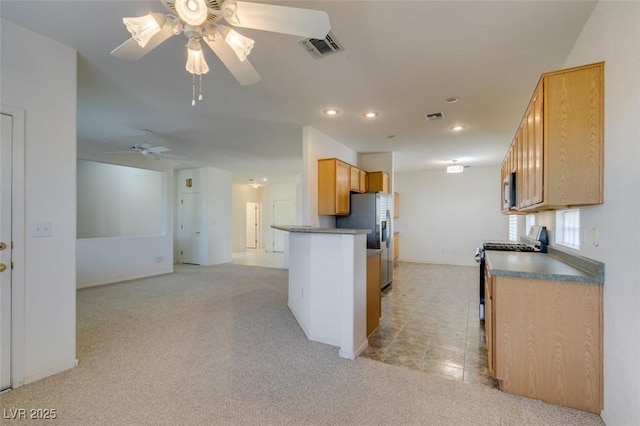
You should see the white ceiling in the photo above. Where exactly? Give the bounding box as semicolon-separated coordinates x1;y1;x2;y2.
1;0;597;183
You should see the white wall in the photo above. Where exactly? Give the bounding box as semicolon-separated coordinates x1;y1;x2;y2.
202;167;233;265
395;166;508;266
262;179;297;252
359;152;395;191
531;3;640;423
76;145;174;288
1;19;77;384
77;160;164;238
302;126;358;227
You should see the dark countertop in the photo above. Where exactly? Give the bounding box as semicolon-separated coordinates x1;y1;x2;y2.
486;251;604;284
271;225;371;235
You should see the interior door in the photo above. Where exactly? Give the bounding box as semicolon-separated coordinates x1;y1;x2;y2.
0;113;12;390
179;192;202;264
245;202;259;249
272;200;294;252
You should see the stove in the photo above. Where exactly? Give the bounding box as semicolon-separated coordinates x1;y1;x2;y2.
475;226;548;321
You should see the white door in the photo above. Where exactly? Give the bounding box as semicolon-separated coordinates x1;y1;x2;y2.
178;193;202;264
245;202;260;249
0;113;12;390
272;200;294;252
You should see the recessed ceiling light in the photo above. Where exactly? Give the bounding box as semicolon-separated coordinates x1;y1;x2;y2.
363;111;378;119
323;108;340;116
450;125;465;131
444;97;460;104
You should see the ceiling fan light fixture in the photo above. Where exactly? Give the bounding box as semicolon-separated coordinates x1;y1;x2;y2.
185;38;209;75
219;26;254;62
175;0;209;26
123;13;167;48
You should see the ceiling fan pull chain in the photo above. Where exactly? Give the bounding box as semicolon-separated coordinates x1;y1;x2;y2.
199;75;203;101
191;73;196;106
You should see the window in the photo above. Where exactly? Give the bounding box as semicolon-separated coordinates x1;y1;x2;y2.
555;209;580;249
508;215;518;241
525;214;536;232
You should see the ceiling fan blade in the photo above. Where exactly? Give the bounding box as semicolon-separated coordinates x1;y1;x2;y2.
111;24;175;61
224;1;330;39
203;36;261;86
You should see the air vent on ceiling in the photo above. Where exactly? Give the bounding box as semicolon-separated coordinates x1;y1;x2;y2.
299;31;344;59
425;112;445;121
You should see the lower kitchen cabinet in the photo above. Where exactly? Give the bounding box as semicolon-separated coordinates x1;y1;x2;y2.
393;232;399;261
366;251;382;337
486;267;603;413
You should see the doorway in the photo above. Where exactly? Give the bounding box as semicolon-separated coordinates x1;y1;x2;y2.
245;202;262;249
178;192;202;264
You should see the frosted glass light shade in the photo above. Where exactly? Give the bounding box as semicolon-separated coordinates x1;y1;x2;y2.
221;27;254;62
175;0;209;26
123;13;166;47
185;38;209;75
446;164;464;173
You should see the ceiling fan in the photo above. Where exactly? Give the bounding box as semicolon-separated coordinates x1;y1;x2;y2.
111;0;331;104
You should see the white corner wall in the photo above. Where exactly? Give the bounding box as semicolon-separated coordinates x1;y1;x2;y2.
202;167;232;265
394;166;508;266
175;167;232;266
543;3;640;423
76;144;174;288
1;19;77;384
302;126;358;227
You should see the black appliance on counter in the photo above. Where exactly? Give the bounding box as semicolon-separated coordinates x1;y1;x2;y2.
475;226;548;321
336;192;393;289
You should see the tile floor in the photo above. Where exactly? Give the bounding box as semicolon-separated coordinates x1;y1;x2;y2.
231;252;497;387
360;262;498;388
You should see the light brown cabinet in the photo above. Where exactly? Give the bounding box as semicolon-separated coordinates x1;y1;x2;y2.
366;252;382;337
393;192;399;218
349;166;368;193
393;232;399;261
502;62;603;212
485;264;603;413
367;171;389;193
318;158;350;215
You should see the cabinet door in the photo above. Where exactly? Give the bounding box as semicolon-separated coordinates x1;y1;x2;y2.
530;82;544;205
366;253;382;337
359;170;368;193
544;64;603;206
318;158;351;215
484;266;495;376
393;192;399;218
515;125;526;208
350;166;361;192
367;172;390;193
336;160;350;214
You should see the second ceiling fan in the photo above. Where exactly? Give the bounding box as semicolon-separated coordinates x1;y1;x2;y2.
111;0;331;104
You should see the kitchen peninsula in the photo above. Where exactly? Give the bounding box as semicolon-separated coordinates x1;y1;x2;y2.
271;226;370;360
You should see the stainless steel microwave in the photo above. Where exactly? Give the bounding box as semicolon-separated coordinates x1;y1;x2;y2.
503;172;516;209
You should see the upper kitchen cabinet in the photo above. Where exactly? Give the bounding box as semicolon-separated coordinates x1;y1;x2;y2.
350;166;368;193
318;158;351;215
502;62;604;212
367;171;390;193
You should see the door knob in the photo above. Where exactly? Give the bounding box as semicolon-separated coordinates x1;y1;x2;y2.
0;242;5;250
0;263;6;272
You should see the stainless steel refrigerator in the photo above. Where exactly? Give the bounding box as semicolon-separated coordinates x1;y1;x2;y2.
336;192;393;289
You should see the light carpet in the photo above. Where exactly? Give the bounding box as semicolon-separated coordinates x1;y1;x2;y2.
0;263;604;425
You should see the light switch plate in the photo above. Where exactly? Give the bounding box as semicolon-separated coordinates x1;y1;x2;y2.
33;222;51;237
